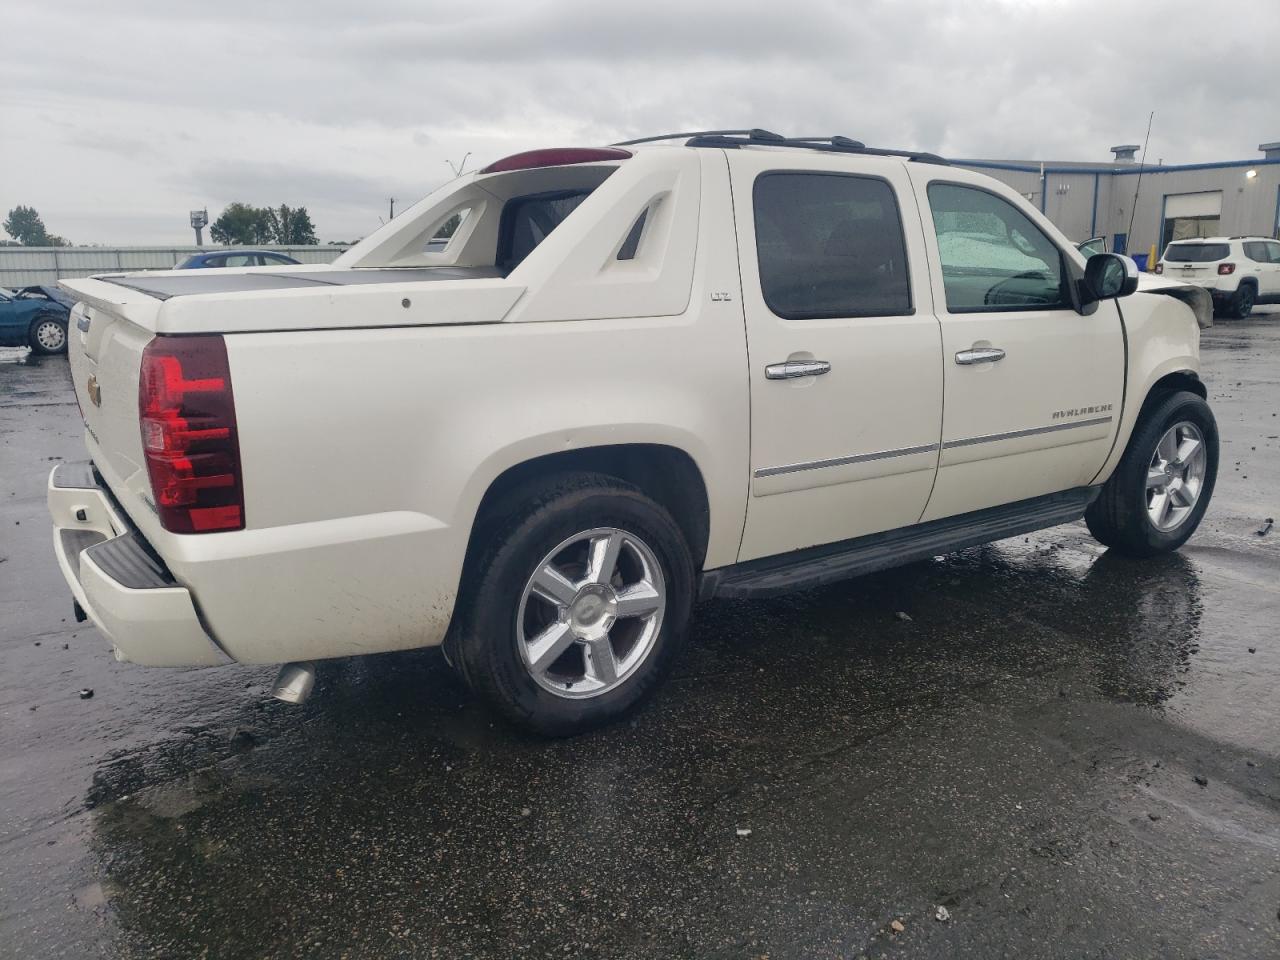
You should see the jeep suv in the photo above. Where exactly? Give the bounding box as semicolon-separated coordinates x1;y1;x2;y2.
1156;236;1280;318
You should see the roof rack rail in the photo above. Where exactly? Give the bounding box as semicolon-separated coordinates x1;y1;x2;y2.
612;129;782;146
681;131;950;165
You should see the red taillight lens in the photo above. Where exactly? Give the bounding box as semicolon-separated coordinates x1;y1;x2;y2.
139;336;244;533
479;147;632;174
1218;263;1236;275
1154;263;1163;274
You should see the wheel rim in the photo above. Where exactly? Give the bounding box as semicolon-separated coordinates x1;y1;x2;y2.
35;319;65;351
1146;421;1207;532
1240;289;1254;312
516;527;666;699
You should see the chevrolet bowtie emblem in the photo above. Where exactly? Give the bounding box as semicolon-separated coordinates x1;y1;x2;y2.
86;374;102;407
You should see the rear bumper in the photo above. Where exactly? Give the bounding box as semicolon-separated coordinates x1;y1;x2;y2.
47;462;230;667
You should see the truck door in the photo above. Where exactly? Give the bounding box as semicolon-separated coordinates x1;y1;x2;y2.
729;152;944;561
906;170;1125;521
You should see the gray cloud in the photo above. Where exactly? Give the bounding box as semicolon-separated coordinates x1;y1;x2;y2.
2;0;1277;244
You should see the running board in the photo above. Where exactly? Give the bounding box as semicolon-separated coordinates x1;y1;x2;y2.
700;486;1099;600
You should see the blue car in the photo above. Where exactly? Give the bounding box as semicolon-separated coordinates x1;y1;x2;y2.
0;285;73;354
176;250;301;269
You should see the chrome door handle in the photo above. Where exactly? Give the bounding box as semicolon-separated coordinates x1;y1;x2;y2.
765;360;831;380
955;347;1006;365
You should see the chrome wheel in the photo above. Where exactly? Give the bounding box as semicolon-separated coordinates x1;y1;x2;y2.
34;318;66;352
517;527;666;699
1146;421;1207;531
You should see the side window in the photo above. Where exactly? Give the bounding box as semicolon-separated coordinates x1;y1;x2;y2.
752;172;912;320
928;182;1067;312
1267;242;1280;264
1243;241;1266;263
223;254;255;267
204;255;226;268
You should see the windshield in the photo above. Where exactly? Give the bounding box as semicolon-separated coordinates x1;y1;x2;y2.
1163;243;1229;262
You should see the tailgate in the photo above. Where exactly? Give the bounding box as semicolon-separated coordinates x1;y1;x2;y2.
59;278;162;527
1167;261;1216;282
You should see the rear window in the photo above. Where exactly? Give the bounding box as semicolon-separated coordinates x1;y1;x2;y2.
1163;243;1229;262
497;190;592;273
753;172;912;320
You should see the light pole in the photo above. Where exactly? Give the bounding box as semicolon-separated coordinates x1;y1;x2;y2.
190;208;209;245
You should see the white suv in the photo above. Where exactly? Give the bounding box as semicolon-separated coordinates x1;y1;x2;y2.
49;130;1218;735
1156;236;1280;318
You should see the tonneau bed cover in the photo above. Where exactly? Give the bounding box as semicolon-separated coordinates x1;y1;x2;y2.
99;266;504;301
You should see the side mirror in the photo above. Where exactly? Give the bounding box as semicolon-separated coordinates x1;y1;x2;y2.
1084;252;1139;301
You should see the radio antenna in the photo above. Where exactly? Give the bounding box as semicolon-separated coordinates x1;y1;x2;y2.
1125;111;1154;250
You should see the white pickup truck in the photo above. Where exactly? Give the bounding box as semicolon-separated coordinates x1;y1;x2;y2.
49;130;1218;734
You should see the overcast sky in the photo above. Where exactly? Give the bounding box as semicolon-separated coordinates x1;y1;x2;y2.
2;0;1277;246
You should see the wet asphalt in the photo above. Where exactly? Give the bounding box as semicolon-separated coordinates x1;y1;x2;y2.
1;313;1278;960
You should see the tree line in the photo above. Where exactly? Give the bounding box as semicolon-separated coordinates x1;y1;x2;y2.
3;203;321;247
210;203;318;245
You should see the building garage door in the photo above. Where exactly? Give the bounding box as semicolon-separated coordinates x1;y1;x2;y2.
1162;192;1222;247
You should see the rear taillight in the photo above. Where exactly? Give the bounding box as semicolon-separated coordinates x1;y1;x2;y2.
1218;263;1236;275
138;336;244;533
1153;263;1163;274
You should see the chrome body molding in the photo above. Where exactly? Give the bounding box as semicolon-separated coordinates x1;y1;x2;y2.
753;415;1114;479
943;416;1113;450
754;443;938;479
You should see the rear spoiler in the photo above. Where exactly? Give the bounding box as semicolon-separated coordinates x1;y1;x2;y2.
58;276;163;333
1135;276;1213;329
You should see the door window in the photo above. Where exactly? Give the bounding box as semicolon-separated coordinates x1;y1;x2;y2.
927;183;1067;312
752;172;912;320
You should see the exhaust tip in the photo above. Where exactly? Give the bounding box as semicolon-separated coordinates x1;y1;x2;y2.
271;661;317;704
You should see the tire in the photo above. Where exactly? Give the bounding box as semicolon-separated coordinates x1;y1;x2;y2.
1228;284;1255;320
1085;390;1218;556
29;315;68;355
447;472;694;736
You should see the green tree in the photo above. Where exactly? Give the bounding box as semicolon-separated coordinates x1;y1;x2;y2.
209;203;273;245
265;205;318;245
3;205;68;246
